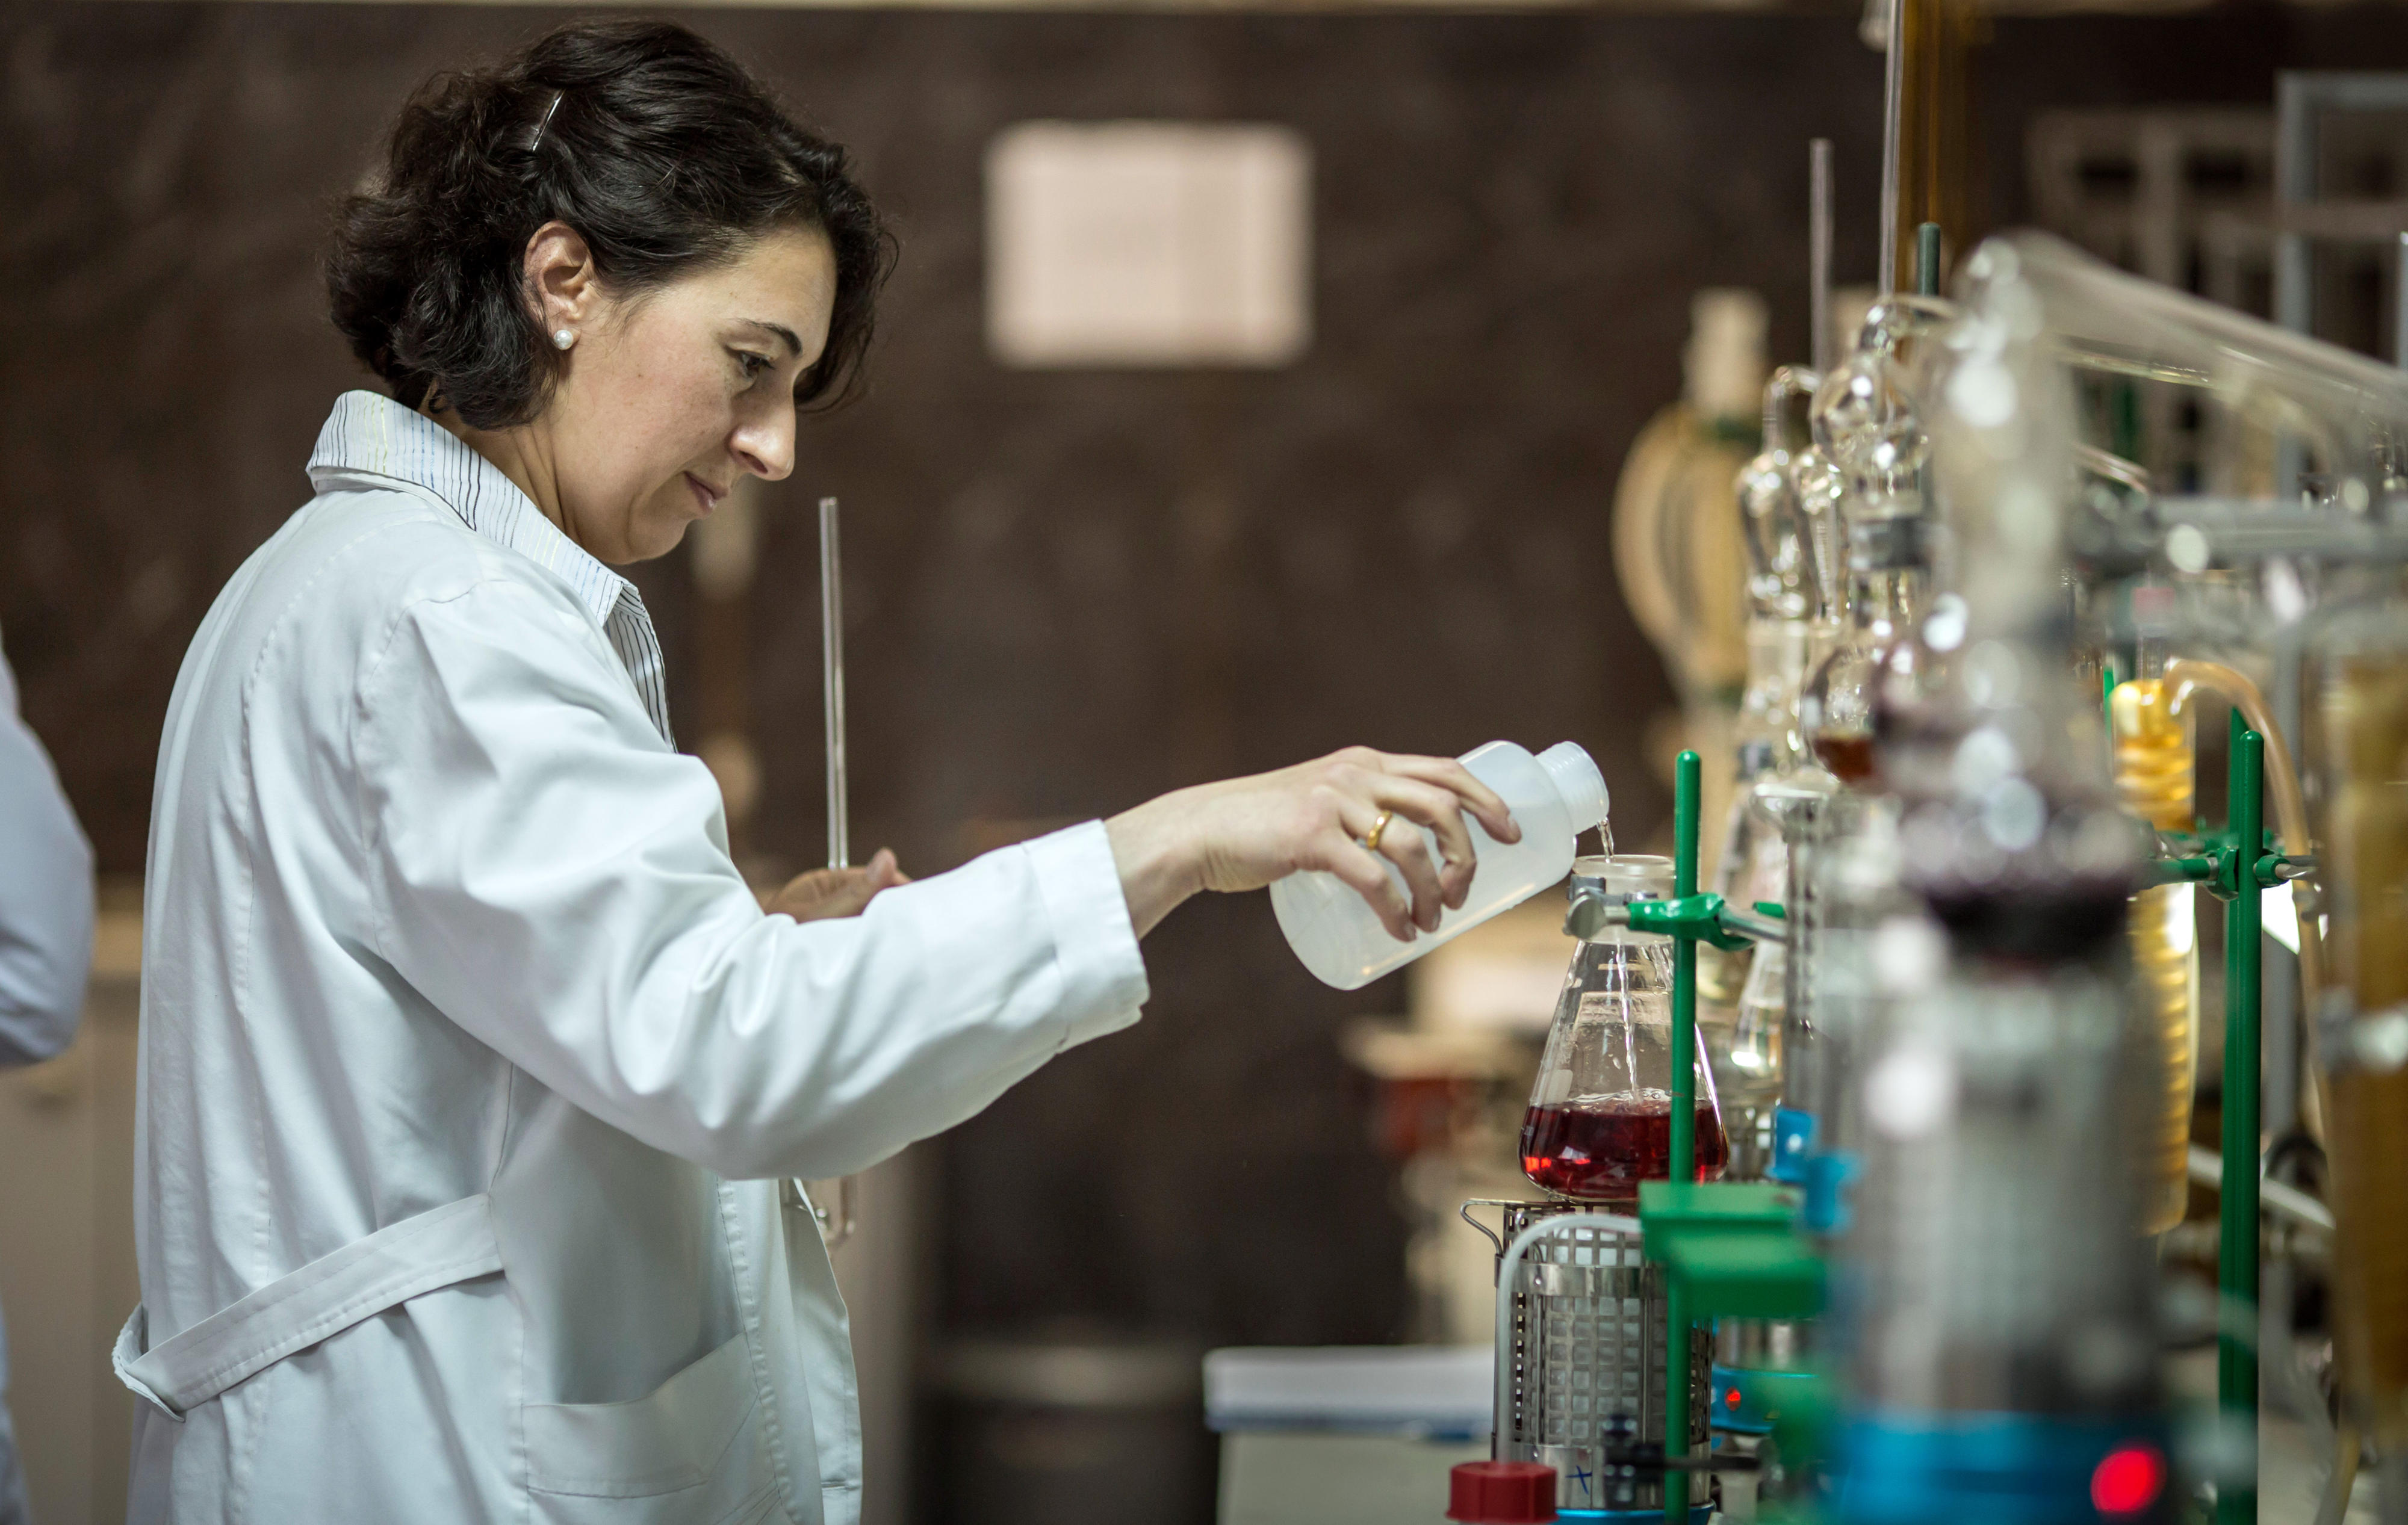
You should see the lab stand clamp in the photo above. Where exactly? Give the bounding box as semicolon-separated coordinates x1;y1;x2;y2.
1624;752;1825;1525
1465;751;1824;1525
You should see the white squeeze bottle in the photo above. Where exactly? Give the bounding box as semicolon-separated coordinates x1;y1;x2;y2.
1271;740;1611;990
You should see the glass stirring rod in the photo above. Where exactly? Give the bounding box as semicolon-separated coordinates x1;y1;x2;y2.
798;495;859;1249
821;495;848;876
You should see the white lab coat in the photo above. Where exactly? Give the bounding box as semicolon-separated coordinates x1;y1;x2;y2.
0;634;96;1525
120;392;1149;1523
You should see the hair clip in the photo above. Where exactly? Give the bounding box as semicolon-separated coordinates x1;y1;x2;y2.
529;92;564;159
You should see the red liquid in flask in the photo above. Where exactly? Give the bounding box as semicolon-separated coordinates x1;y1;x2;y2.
1520;1092;1728;1202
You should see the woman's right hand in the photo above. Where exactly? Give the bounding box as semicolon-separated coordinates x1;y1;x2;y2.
1105;747;1519;941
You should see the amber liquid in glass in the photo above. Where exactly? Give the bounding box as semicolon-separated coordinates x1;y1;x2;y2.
2111;676;2198;1237
1810;730;1878;785
2325;656;2408;1446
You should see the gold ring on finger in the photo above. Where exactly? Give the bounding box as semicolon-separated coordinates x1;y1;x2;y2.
1364;809;1394;854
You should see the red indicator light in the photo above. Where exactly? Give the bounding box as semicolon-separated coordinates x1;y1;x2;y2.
1724;1388;1742;1410
2090;1444;2165;1515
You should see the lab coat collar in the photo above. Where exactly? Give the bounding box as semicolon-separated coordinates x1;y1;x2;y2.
304;391;674;744
305;391;631;632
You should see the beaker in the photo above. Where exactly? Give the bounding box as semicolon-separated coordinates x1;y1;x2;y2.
1521;856;1728;1205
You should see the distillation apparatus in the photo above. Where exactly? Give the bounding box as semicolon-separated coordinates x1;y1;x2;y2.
1459;227;2408;1525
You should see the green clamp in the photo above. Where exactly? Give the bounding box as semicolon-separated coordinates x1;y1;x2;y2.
1625;892;1757;953
2255;852;2307;891
2146;856;2216;888
1639;1181;1826;1321
2191;828;2292;901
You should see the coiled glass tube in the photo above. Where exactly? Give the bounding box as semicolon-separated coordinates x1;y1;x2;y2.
2111;673;2198;1237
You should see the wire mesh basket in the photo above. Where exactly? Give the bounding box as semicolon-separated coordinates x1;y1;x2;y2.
1468;1199;1711;1513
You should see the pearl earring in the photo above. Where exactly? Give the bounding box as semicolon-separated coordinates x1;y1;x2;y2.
552;329;575;350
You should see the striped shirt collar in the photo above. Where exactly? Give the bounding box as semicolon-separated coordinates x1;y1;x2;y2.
304;390;673;744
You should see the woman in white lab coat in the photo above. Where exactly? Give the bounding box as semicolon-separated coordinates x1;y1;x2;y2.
118;20;1513;1523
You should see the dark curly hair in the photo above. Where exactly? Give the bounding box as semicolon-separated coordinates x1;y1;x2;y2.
327;19;890;428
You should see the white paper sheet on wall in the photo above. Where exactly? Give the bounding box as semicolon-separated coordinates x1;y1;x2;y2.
985;120;1312;368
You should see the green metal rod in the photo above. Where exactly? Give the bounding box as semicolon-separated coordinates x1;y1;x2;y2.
1666;749;1701;1524
1671;750;1699;1183
1916;221;1943;297
2103;661;2119;766
2219;716;2263;1525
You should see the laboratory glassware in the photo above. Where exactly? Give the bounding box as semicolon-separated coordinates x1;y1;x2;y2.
1521;856;1727;1204
1613;289;1769;877
1701;745;1800;1180
1613;291;1767;713
2314;607;2408;1467
1725;920;1789;1115
1799;528;1929;789
798;495;859;1250
1710;611;1830;1145
1773;778;1881;1191
2110;633;2200;1239
1840;951;2165;1518
1705;379;1834;1164
1736;366;1833;629
1799;294;1961;788
1829;232;2204;1517
1728;362;1835;821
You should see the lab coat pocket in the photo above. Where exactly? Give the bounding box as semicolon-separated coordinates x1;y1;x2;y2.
526;1331;760;1502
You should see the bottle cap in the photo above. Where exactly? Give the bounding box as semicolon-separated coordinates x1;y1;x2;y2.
1448;1461;1557;1522
1536;741;1610;833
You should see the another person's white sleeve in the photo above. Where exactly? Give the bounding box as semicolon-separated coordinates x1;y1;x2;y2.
356;578;1149;1181
0;637;95;1067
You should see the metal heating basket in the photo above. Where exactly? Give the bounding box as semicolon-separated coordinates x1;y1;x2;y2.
1466;1199;1711;1514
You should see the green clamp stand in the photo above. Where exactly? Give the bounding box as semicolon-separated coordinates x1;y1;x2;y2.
1636;752;1823;1521
2217;717;2265;1525
2115;696;2273;1525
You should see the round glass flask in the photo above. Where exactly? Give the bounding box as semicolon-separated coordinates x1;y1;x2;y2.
1521;856;1729;1204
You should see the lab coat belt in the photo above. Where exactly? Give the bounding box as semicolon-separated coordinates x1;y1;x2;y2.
112;1192;503;1418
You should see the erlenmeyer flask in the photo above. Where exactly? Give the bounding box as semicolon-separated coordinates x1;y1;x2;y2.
1521;856;1728;1204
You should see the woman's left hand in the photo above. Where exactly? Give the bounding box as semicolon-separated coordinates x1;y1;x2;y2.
763;848;910;922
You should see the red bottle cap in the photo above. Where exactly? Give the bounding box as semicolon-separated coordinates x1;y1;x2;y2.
1447;1461;1557;1522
